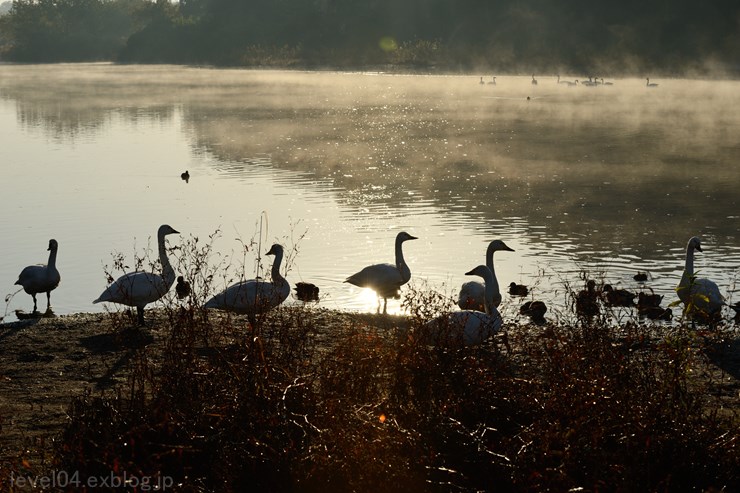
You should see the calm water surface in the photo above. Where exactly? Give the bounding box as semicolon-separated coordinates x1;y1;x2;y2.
1;64;739;323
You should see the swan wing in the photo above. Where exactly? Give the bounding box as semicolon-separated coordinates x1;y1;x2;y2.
205;279;290;315
458;281;484;310
426;310;502;346
16;264;59;293
346;263;405;295
94;271;169;307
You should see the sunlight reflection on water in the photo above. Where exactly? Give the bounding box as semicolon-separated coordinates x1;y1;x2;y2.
1;65;740;323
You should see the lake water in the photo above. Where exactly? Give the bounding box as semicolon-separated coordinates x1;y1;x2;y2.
1;63;739;323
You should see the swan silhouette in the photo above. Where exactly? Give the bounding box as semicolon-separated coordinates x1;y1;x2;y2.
15;239;61;313
676;236;724;322
646;78;659;87
204;243;291;326
93;225;179;325
531;74;538;85
345;231;417;314
457;239;514;310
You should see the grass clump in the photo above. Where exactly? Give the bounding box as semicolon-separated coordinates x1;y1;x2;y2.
53;243;740;492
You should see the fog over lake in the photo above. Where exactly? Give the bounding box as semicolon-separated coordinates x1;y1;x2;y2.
1;64;739;322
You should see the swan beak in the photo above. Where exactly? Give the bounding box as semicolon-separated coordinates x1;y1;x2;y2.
408;235;418;241
504;246;515;252
172;229;180;235
464;269;475;276
696;245;703;252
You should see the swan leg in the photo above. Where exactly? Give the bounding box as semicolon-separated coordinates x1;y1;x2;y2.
136;306;146;326
382;297;388;315
31;294;38;313
46;291;52;309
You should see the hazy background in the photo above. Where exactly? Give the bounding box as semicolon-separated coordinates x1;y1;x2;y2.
0;0;738;76
1;65;739;323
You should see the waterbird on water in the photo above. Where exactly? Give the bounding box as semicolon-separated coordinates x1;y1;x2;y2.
487;76;497;85
15;239;61;313
646;78;659;87
531;74;538;85
508;282;529;297
676;236;724;322
345;231;417;314
93;225;179;325
181;170;190;182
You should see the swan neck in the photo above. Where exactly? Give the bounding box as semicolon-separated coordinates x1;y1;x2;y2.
271;249;285;283
483;271;495;315
485;248;500;294
47;246;58;269
684;244;694;277
158;233;175;285
395;239;410;282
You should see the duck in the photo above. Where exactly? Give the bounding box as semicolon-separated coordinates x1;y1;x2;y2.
676;236;724;322
633;271;649;282
638;306;672;321
93;225;179;325
426;265;503;346
646;78;659;87
575;280;600;318
508;282;528;297
181;170;190;182
531;74;538;85
345;231;417;314
204;243;291;326
457;239;514;311
637;290;663;309
520;300;547;324
601;284;636;307
15;239;61;313
176;276;191;299
294;281;320;302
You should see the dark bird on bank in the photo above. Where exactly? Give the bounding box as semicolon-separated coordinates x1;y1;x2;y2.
508;282;529;297
15;239;61;313
575;280;600;318
601;284;636;307
345;231;417;314
637;290;663;309
295;282;320;302
176;276;191;299
520;300;547;324
638;306;672;321
633;271;649;282
181;170;190;182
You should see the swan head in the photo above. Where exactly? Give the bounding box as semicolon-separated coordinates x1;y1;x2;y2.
687;236;702;252
158;224;180;237
465;265;492;280
266;244;284;256
586;279;596;291
396;231;418;243
48;239;58;251
487;239;515;253
602;284;613;292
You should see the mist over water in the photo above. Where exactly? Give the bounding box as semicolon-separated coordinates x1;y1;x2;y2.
1;64;739;322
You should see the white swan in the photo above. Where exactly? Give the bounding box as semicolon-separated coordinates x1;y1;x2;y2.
15;239;61;313
676;236;724;321
646;78;659;87
345;231;417;314
457;239;514;310
204;243;291;325
93;224;179;325
426;265;503;346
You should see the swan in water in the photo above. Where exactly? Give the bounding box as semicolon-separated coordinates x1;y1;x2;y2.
676;236;724;321
204;244;291;325
345;231;417;314
487;76;497;85
479;77;485;85
457;239;514;310
15;239;61;313
93;225;179;325
646;78;659;87
426;265;503;346
531;74;538;85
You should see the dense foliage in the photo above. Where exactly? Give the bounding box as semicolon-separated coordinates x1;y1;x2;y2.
0;0;739;73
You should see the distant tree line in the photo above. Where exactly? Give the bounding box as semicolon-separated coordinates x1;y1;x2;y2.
0;0;738;75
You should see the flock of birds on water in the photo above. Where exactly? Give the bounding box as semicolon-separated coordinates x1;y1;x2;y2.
477;74;659;88
9;224;736;346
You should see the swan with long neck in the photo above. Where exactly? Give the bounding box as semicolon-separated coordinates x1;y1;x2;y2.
457;239;514;310
676;236;724;321
204;243;291;326
15;239;61;313
93;224;179;325
427;265;503;346
345;231;417;314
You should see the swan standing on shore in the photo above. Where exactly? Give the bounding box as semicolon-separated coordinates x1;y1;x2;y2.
345;231;417;314
427;265;503;346
204;244;291;326
93;225;179;325
457;239;514;310
15;239;61;313
676;236;724;321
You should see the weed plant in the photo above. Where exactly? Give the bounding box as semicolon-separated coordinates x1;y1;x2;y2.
56;238;740;492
